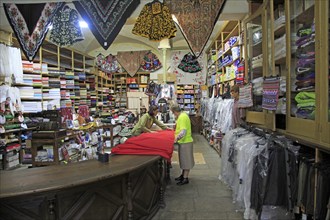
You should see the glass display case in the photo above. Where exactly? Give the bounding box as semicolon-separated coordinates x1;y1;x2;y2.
286;0;317;139
244;4;267;125
319;0;330;146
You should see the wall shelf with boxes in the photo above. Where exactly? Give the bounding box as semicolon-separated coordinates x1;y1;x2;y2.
0;127;35;170
176;84;201;114
95;69;115;114
206;20;243;97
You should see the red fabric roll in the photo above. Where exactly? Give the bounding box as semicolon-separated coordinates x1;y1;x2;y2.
111;130;175;161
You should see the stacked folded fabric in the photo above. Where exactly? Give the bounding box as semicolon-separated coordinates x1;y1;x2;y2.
294;91;315;119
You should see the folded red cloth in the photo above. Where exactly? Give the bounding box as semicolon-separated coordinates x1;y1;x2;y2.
111;130;175;161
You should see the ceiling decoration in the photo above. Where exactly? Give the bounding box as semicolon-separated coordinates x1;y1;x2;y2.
49;4;84;47
3;2;64;61
166;0;227;57
73;0;140;50
132;0;177;41
117;50;149;77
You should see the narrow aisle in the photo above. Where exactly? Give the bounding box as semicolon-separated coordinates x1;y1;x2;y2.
152;134;244;220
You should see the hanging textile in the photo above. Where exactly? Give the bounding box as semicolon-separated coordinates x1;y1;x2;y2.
73;0;140;50
262;77;280;111
170;51;206;85
96;53;120;74
166;0;226;57
178;52;202;73
3;3;64;61
238;84;253;108
132;0;177;41
49;4;84;47
117;51;148;77
140;51;162;72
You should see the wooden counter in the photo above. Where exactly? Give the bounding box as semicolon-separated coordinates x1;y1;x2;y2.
0;155;169;220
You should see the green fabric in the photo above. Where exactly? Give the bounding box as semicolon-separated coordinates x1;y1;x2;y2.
295;92;316;104
175;112;193;144
131;113;166;136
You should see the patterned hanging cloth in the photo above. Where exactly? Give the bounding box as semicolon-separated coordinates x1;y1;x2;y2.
3;3;64;61
117;51;148;77
140;51;162;72
73;0;140;50
49;4;84;47
262;77;280;111
132;0;177;41
166;0;226;57
96;53;120;74
178;52;202;73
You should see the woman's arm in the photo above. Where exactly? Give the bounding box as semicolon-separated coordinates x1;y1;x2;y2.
154;118;167;130
175;129;186;142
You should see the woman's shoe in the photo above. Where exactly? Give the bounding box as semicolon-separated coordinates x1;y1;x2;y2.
177;178;189;185
174;175;183;181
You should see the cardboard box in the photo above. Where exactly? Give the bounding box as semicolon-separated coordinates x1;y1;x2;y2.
158;73;177;83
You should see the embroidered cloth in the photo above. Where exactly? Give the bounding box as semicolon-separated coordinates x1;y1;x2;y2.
49;4;84;47
238;84;253;108
96;53;120;74
262;77;280;111
166;0;226;57
132;0;177;41
117;51;148;77
4;3;63;61
140;51;162;72
73;0;140;50
178;52;202;73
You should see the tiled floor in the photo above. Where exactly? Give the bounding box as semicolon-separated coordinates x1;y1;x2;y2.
152;134;244;220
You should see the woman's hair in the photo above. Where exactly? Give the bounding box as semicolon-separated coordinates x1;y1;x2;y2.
230;84;240;93
148;105;158;116
170;105;181;113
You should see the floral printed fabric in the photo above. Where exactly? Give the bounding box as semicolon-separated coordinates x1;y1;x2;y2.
170;51;206;85
49;5;84;47
178;53;202;73
96;53;120;74
4;3;64;61
73;0;140;50
140;51;162;72
132;0;177;41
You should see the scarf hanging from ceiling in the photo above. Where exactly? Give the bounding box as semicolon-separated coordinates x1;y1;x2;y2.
178;52;202;73
132;0;177;41
3;3;64;61
73;0;140;50
96;53;120;74
140;51;162;72
166;0;226;58
49;4;84;47
117;51;148;77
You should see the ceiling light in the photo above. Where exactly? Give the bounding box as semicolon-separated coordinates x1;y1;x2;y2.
79;21;88;28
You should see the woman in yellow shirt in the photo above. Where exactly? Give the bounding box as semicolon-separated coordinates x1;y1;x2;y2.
131;105;167;136
171;105;194;185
